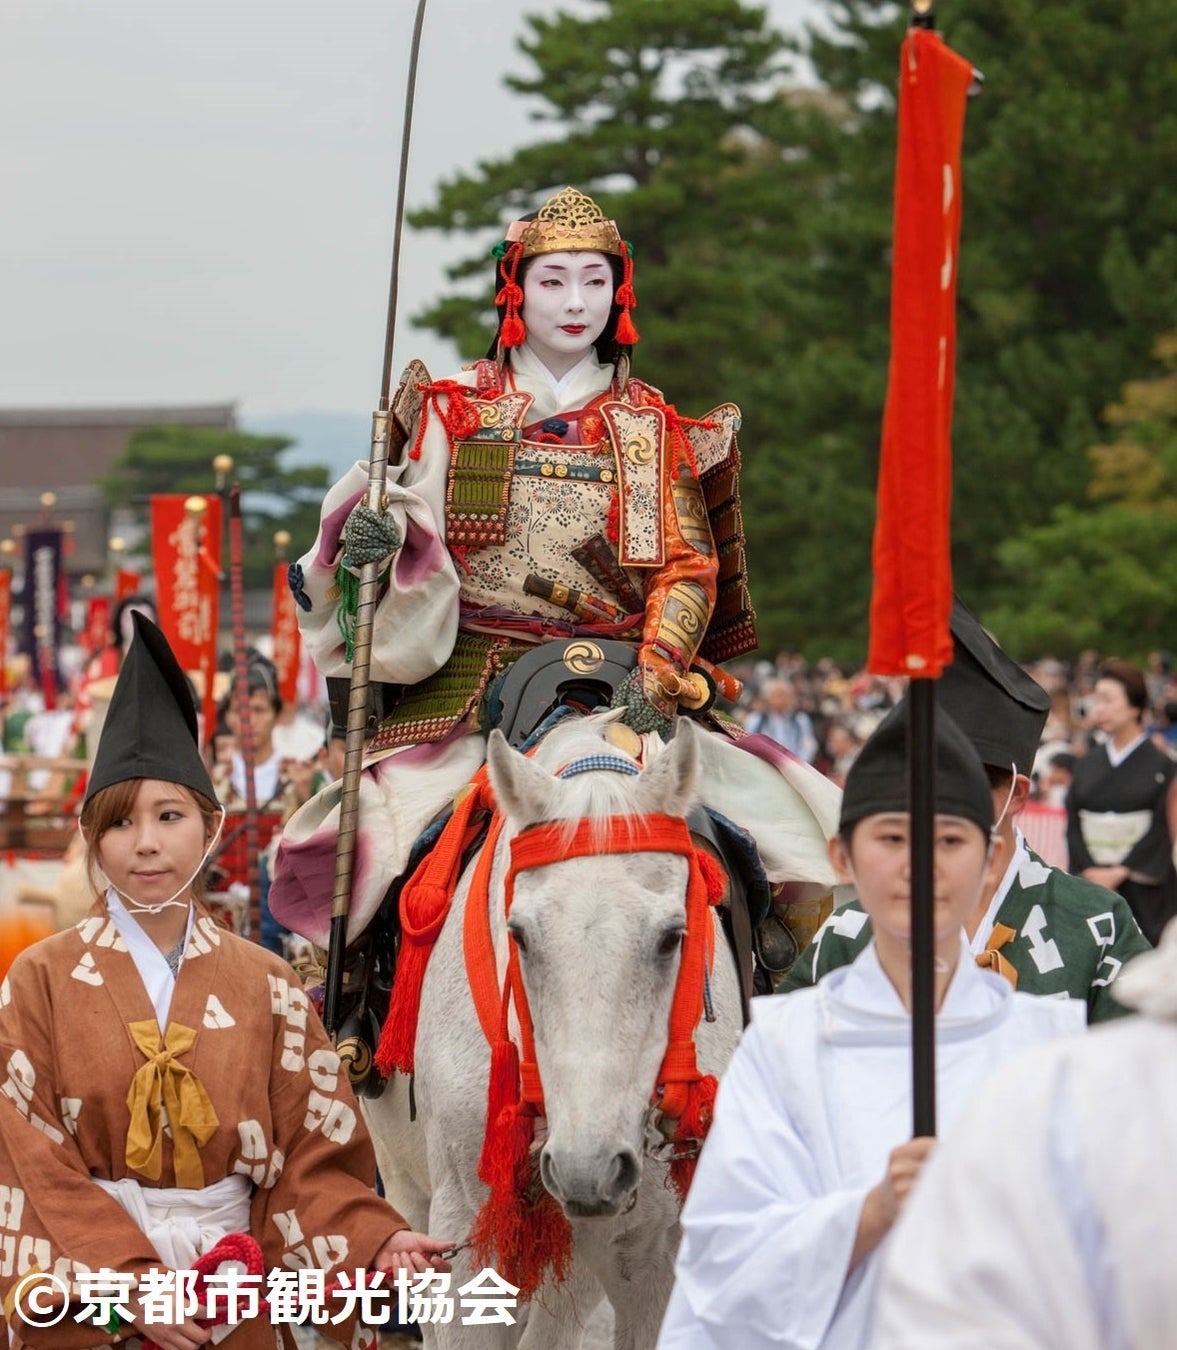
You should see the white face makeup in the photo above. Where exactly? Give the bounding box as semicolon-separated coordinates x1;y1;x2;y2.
520;251;614;377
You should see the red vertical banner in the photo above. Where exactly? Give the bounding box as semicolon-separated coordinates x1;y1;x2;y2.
272;563;301;707
868;28;974;678
151;495;223;740
0;570;10;698
115;569;143;602
84;596;112;655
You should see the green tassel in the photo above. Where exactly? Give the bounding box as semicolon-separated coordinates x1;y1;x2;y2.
334;564;390;663
336;565;361;662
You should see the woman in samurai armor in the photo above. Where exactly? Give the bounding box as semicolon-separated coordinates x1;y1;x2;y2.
0;613;452;1349
270;185;840;971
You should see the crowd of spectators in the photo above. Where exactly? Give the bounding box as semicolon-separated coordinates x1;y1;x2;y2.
725;646;1177;791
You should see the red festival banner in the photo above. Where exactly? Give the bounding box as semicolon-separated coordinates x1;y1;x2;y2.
272;563;301;707
0;570;10;698
115;568;143;602
868;28;974;678
151;495;222;739
84;595;112;655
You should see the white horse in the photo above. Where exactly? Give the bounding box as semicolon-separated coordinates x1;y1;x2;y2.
362;711;744;1349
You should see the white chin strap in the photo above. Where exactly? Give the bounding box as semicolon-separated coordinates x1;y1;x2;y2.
991;764;1019;836
89;808;227;915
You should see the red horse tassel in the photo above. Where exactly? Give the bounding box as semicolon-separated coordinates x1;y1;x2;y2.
470;991;573;1300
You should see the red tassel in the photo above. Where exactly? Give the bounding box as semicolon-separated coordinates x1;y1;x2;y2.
374;880;451;1076
471;1102;573;1300
500;313;527;347
615;310;639;345
497;244;527;349
614;251;639;345
478;1040;522;1179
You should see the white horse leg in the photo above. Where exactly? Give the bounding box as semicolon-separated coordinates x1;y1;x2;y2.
516;1261;607;1350
361;1074;432;1234
567;1195;679;1350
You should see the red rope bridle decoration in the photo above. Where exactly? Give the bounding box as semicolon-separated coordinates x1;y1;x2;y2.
462;812;726;1298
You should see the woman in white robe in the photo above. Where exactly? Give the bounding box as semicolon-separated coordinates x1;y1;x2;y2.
875;917;1177;1350
657;700;1085;1350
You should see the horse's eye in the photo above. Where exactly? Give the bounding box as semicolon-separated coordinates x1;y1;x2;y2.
657;929;685;957
508;923;528;954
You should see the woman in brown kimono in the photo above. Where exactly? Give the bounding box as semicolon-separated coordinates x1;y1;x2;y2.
0;614;451;1349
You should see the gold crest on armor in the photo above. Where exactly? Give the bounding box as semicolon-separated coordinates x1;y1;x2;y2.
562;641;607;674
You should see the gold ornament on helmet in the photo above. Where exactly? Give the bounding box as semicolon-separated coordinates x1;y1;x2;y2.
506;186;626;259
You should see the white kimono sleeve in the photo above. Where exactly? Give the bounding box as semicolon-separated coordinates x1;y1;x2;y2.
875;1047;1109;1350
294;390;462;683
657;1017;871;1350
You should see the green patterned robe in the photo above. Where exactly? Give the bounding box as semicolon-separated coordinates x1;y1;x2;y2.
779;836;1152;1023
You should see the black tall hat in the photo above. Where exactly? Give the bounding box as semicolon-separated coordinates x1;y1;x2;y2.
84;612;218;806
840;698;993;836
938;597;1050;777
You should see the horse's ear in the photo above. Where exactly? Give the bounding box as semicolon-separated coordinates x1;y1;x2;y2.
486;728;557;828
635;717;700;818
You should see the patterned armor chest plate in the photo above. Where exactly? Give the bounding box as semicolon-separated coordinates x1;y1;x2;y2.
445;383;654;630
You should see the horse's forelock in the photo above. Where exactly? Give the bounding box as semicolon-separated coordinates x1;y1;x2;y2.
526;713;647;842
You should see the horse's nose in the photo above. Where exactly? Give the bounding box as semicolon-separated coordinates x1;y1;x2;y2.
540;1144;641;1218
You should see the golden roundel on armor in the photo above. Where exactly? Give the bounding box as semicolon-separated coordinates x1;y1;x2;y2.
479;404;502;428
555;463;569;478
502;429;514;441
624;433;656;466
562;640;606;674
337;1033;373;1084
541;462;555;477
600;468;615;483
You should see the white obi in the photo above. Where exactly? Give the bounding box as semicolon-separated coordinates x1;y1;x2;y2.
1079;808;1152;866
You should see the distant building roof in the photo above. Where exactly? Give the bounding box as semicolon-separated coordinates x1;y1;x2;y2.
0;403;237;490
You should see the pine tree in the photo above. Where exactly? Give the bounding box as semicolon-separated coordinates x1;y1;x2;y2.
407;0;1177;663
99;425;329;589
986;332;1177;659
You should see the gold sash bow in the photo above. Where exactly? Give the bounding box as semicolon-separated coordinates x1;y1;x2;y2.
975;922;1019;989
125;1020;219;1189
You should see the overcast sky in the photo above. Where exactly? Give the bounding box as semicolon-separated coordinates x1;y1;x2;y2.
1;0;816;420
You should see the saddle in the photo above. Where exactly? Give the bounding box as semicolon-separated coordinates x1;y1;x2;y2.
332;639;792;1098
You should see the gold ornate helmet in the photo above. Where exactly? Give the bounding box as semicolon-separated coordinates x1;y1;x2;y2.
495;185;638;349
